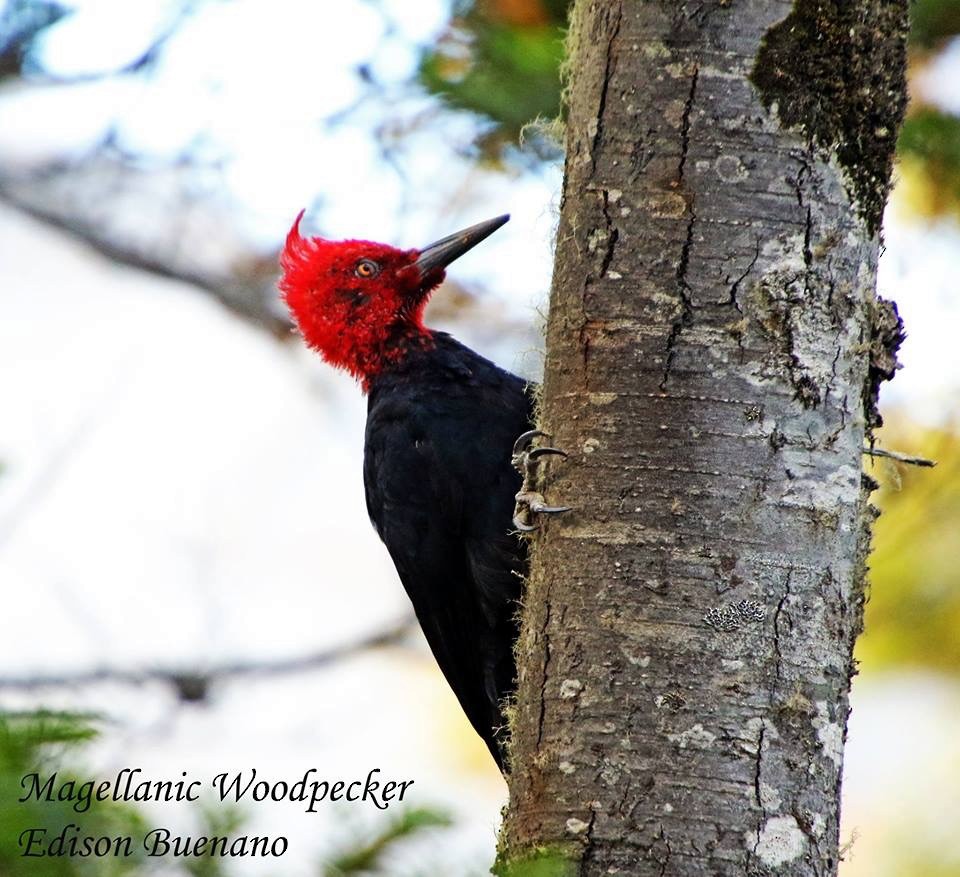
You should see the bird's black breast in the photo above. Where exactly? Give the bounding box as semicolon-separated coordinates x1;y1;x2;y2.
363;333;533;769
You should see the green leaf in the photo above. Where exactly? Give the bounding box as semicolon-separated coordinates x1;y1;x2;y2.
909;0;960;48
323;807;454;875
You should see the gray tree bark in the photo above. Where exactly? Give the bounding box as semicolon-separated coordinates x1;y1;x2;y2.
498;1;907;875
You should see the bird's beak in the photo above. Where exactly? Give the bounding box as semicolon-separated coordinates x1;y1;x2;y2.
413;214;510;277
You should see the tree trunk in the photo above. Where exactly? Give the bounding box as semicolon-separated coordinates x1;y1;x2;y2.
498;2;907;875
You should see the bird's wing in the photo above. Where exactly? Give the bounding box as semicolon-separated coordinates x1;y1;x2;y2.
363;369;530;767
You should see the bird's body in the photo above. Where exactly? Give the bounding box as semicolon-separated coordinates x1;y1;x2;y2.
279;213;559;771
365;333;531;768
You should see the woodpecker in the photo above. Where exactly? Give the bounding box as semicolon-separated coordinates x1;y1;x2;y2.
279;213;567;771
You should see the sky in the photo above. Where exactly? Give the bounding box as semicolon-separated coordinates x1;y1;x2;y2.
2;0;957;420
0;0;562;300
0;203;509;874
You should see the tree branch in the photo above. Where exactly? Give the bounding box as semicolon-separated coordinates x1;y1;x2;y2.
0;157;291;334
0;617;418;701
0;156;532;346
863;446;936;467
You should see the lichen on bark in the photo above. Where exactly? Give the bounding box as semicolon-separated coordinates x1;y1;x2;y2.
751;0;909;236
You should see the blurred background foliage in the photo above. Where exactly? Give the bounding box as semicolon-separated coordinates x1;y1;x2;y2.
418;0;567;160
0;712;148;877
899;0;960;218
909;0;960;48
323;807;455;876
860;423;960;674
421;0;960;222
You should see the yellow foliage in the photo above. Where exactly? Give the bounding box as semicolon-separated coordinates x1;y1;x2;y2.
857;414;960;674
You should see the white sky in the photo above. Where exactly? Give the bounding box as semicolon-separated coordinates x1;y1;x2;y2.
0;203;508;874
3;0;956;417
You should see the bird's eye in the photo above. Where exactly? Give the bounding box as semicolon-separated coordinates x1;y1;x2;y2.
355;259;380;278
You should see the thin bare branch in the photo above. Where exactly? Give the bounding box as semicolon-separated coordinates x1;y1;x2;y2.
863;446;936;467
0;618;419;700
0;159;291;335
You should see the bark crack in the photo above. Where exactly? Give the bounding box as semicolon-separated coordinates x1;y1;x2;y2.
591;1;624;173
753;721;766;815
824;345;844;428
583;807;598;864
723;236;760;311
660;63;699;391
794;806;825;877
772;570;793;680
794;158;814;297
536;599;553;750
598;189;619;279
677;64;699;187
655;824;672;877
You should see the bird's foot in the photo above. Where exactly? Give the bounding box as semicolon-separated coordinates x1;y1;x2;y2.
511;430;571;532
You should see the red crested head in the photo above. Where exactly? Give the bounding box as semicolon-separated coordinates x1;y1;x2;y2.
279;211;510;391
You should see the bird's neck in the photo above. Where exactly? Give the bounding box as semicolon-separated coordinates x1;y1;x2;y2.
355;324;435;393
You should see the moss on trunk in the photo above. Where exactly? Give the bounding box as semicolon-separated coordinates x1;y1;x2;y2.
751;0;908;236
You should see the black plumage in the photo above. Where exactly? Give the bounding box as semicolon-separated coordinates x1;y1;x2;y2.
363;332;532;770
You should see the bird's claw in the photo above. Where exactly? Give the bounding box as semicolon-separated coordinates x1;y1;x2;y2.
512;429;546;456
529;446;567;461
511;431;571;532
530;500;572;515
